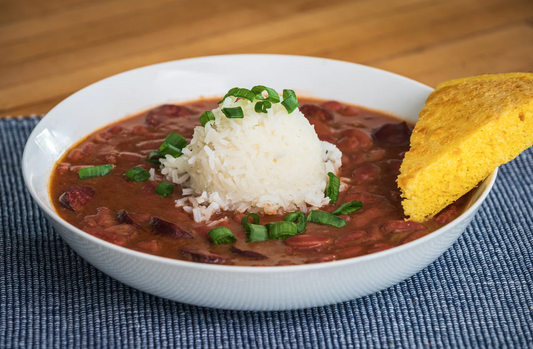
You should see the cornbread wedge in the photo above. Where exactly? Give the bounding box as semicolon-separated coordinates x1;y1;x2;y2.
398;73;533;222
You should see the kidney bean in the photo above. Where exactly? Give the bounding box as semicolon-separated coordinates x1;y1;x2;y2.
321;101;343;112
276;260;296;266
349;207;383;228
117;210;140;228
299;104;334;121
105;224;136;236
340;129;372;148
350;148;386;165
309;119;334;137
339;105;363;116
334;230;367;247
305;254;336;264
150;217;192;239
133;125;147;135
145;105;192;127
56;162;71;175
284;235;331;249
93;132;112;143
138;240;159;253
435;205;458;225
402;231;429;244
81;142;95;154
68;149;84;162
230;246;268;260
83;227;127;246
352;163;381;183
382;220;426;234
336;245;364;259
104;154;117;164
107;125;123;134
367;242;393;254
180;249;226;264
372;122;412;147
59;186;94;211
94;207;118;227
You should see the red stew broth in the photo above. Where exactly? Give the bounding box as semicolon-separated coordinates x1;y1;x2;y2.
50;98;471;266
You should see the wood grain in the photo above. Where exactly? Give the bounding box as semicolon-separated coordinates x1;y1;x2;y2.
0;0;532;117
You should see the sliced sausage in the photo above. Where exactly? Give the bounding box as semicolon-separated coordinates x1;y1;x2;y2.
59;186;94;211
230;246;268;260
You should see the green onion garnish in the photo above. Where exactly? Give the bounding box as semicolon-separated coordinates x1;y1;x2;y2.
332;201;363;215
244;224;268;242
208;226;237;245
251;85;281;103
241;213;260;227
326;172;340;204
200;110;215;127
158;142;182;157
163;132;187;150
281;89;299;114
155;182;174;197
254;101;272;113
307;210;347;228
148;151;162;165
283;211;306;234
222;107;244;119
78;164;113;180
267;221;298;240
125;167;151;182
218;87;256;104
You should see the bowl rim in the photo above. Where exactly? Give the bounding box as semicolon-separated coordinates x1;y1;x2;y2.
22;53;499;273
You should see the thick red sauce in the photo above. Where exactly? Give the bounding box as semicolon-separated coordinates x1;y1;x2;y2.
50;99;470;266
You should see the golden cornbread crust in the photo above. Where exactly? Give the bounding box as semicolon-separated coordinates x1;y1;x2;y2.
398;72;533;222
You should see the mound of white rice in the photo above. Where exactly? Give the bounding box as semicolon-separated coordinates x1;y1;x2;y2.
160;96;342;222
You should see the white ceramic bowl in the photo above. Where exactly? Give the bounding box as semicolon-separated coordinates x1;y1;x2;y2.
22;55;497;311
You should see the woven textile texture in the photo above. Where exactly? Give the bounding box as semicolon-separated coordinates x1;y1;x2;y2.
1;117;532;348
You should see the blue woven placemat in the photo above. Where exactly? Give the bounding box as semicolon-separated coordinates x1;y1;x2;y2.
1;117;532;348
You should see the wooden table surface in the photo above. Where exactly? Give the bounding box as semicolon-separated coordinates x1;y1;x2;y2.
1;0;532;117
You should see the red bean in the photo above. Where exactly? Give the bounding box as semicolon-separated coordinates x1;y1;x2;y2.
104;154;117;164
94;207;118;228
349;207;383;228
133;125;147;135
340;129;372;148
68;149;84;162
284;235;331;249
435;205;458;225
93;132;111;143
352;163;381;183
334;230;367;247
337;136;360;152
59;186;94;211
276;260;296;266
81;142;95;154
321;101;343;112
230;246;268;260
402;231;428;244
56;162;71;175
146;105;192;127
336;246;364;259
83;227;127;246
116;210;140;227
372;122;412;147
309;119;333;136
105;224;136;236
305;254;336;264
367;242;393;254
299;104;334;121
350;148;386;165
339;105;363;116
138;240;159;252
107;125;123;134
150;217;192;239
381;220;426;234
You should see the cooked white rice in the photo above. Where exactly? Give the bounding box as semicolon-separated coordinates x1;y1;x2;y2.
160;96;343;222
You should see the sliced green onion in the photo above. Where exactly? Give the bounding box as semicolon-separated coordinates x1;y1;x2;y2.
155;182;174;197
158;142;182;157
208;226;237;245
281;94;299;114
218;87;256;104
307;210;347;228
251;85;281;103
254;101;272;113
283;211;306;234
148;151;162;165
78;164;113;180
283;89;297;100
162;132;187;150
332;201;363;215
125;167;151;182
267;221;298;240
244;224;268;242
326;172;340;204
241;213;260;227
222;107;244;119
200;110;215;126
